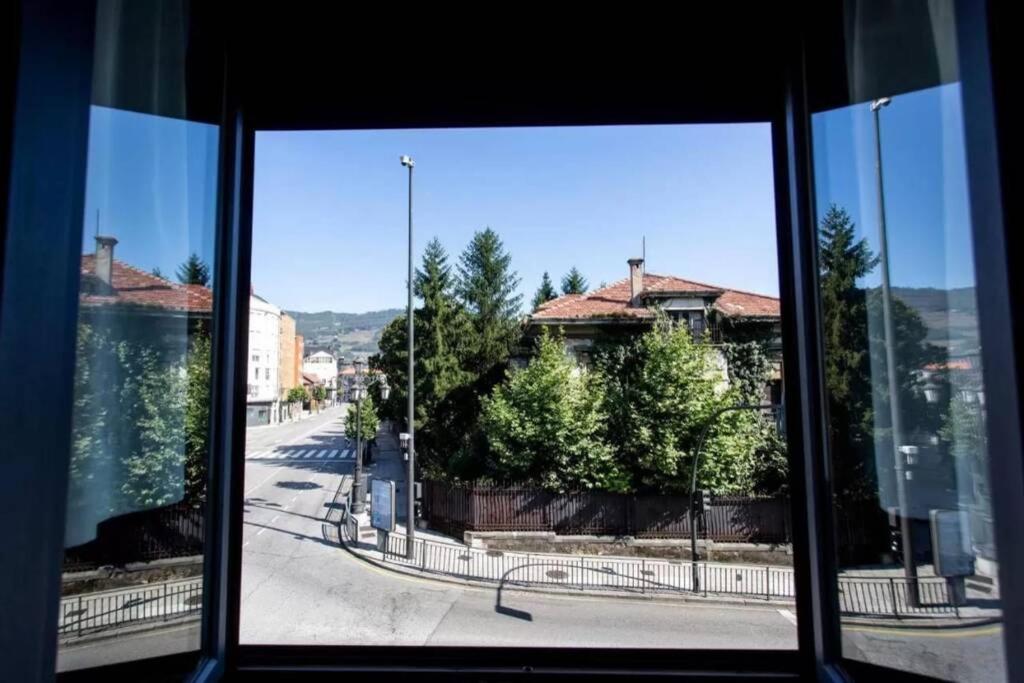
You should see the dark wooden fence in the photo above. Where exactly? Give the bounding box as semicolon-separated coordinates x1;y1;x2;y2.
422;481;791;543
63;500;205;573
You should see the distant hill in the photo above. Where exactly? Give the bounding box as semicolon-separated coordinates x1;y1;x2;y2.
286;308;403;361
891;286;979;356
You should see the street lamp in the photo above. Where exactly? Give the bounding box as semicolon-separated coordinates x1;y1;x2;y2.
689;403;780;592
400;154;417;559
871;96;919;605
350;358;389;515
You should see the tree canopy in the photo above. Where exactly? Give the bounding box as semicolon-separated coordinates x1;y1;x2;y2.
176;253;211;286
560;267;588;295
531;271;558;311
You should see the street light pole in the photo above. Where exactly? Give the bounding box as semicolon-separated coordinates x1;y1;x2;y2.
401;155;416;559
351;361;366;514
689;404;779;592
871;97;919;605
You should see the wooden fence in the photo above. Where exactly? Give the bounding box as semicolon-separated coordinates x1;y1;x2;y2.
422;481;791;543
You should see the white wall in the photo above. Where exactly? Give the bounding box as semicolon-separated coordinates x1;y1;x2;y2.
247;295;281;404
302;351;337;386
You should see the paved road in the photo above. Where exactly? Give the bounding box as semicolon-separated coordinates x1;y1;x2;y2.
239;409;796;649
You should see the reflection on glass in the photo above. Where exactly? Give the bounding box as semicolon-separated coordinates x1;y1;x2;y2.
241;124;797;650
57;105;218;671
814;83;1005;682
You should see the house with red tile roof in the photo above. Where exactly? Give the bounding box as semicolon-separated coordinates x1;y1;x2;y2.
79;236;213;341
526;258;783;398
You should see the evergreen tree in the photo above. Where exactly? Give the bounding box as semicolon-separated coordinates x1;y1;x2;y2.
151;267;166;279
560;267;588;295
456;227;522;373
176;253;211;286
531;271;558;311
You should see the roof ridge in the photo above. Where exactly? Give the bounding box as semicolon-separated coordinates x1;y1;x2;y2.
584;277;629;298
645;271;777;301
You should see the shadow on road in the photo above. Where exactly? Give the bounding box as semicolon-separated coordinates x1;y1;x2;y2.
274;481;322;491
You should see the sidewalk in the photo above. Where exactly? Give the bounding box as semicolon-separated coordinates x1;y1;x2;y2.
342;433;1001;624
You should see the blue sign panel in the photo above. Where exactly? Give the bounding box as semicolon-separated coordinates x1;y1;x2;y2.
370;479;396;532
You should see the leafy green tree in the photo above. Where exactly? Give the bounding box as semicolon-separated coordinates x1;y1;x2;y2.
560;267;588;295
818;205;942;504
312;384;327;402
184;334;211;503
594;316;762;493
457;227;522;373
482;330;627;491
345;396;380;442
176;253;211;286
287;386;309;403
531;271;558;311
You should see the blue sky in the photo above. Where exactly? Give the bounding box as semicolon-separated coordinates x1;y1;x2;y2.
80;83;975;314
81;106;219;277
812;83;975;290
251;124;779;312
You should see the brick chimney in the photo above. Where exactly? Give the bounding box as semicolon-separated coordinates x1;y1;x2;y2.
628;257;644;306
95;235;118;287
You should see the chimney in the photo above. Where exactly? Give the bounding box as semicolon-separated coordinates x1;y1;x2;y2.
628;257;644;306
95;235;118;287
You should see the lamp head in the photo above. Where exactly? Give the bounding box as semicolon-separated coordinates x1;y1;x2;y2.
870;97;892;111
400;155;415;168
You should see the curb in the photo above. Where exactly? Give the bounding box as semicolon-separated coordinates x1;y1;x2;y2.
336;524;1000;628
337;523;795;611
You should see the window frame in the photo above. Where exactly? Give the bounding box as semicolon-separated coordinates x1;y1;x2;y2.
1;3;1018;681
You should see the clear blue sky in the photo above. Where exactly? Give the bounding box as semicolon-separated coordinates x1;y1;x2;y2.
81;105;219;276
80;84;975;313
812;82;975;291
252;124;779;313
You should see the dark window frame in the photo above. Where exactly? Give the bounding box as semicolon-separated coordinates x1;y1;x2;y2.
0;3;1018;681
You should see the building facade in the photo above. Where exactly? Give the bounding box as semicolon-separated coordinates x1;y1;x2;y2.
302;350;338;404
247;294;281;425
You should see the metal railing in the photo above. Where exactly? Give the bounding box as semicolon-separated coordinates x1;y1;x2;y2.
345;525;966;619
59;578;202;637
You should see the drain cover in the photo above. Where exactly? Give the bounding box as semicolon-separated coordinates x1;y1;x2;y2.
546;569;568;580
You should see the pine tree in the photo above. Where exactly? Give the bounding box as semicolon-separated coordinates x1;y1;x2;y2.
531;271;558;311
151;267;166;279
457;227;522;373
176;253;211;286
560;266;588;295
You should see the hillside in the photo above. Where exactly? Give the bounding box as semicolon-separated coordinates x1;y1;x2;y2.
286;308;402;360
891;286;978;356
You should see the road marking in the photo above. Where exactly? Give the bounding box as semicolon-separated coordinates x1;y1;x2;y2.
777;609;797;625
291;496;297;503
340;449;353;459
316;449;328;458
256;528;266;536
245;467;287;495
327;449;339;459
271;515;280;523
303;450;317;459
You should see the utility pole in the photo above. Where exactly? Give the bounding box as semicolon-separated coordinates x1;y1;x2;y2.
871;97;918;606
401;155;416;559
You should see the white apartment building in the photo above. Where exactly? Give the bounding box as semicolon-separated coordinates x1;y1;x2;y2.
302;351;338;404
247;293;281;425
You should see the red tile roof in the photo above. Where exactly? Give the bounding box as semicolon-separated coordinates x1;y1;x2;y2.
532;273;779;322
80;255;213;314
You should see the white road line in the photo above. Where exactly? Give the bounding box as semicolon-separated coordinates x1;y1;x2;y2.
316;449;328;458
270;515;280;523
303;450;317;459
244;467;286;496
291;450;307;459
340;449;353;459
256;528;266;536
327;450;339;459
290;496;297;503
777;609;798;626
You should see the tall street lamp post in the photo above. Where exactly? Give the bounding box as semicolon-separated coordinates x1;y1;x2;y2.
350;357;389;515
871;96;919;606
400;154;416;559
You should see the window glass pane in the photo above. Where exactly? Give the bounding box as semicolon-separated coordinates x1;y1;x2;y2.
812;3;1004;680
57;1;219;672
241;124;797;649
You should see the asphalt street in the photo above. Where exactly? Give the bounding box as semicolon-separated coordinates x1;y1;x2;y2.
239;407;797;649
